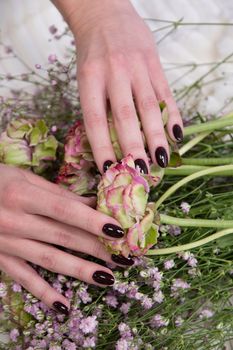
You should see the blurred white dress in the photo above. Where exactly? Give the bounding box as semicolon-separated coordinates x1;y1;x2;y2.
0;0;233;114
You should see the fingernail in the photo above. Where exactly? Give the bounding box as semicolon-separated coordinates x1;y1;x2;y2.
173;124;183;142
134;159;148;174
81;193;97;197
103;160;113;173
92;270;115;285
111;254;134;266
53;301;69;316
155;147;168;168
102;223;125;238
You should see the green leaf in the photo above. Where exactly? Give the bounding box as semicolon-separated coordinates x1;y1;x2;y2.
168;152;182;167
145;223;158;247
216;234;233;248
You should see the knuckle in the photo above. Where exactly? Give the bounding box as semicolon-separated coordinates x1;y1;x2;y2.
79;60;101;78
140;95;156;112
91;241;103;260
37;285;49;302
0;214;16;233
52;202;69;220
108;52;127;69
84;112;105;129
1;180;25;208
40;252;56;272
83;214;93;234
115;104;135;123
74;263;86;281
127;140;144;152
148;130;166;140
160;84;172;100
17;275;30;291
56;231;72;247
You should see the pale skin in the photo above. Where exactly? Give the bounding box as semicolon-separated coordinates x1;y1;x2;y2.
0;0;183;315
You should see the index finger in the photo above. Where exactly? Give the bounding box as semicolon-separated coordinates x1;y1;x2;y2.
21;183;125;240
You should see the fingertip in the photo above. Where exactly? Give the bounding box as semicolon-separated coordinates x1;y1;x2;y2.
52;300;70;316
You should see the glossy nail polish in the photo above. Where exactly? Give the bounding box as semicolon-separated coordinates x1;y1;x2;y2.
103;160;113;173
173;124;183;142
111;254;134;266
92;271;115;285
53;301;69;316
134;159;148;174
155;147;168;168
102;223;125;238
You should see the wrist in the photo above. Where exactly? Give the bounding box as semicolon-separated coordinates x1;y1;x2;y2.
52;0;133;38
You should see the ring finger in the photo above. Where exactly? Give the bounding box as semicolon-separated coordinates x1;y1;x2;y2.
0;235;115;287
132;66;170;168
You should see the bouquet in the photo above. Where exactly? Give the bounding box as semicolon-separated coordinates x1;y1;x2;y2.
0;27;233;350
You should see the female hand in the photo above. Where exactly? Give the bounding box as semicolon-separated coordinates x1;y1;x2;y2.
0;165;133;314
53;0;183;174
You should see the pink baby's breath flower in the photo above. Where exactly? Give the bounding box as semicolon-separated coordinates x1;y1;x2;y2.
116;338;130;350
199;309;214;319
0;282;7;297
120;302;131;314
51;79;57;86
141;296;153;309
118;323;132;339
35;63;41;69
187;254;198;267
180;201;191;214
48;54;57;64
83;336;96;348
150;314;169;328
12;282;22;292
168;225;181;236
153;290;164;304
5;45;13;54
175;316;184;327
51;125;57;133
10;328;20;342
49;25;58;35
164;259;175;270
152;280;162;291
171;278;190;297
105;293;118;308
79;316;98;334
147;267;163;281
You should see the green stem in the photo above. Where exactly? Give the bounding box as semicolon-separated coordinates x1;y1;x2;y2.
180;111;233;155
182;157;233;166
155;164;233;210
146;228;233;255
160;214;233;228
179;132;209;156
184;114;233;136
165;165;233;176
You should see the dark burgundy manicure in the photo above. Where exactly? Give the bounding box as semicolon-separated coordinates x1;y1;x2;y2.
134;159;148;174
92;271;115;285
53;301;69;316
81;193;97;197
103;160;113;173
111;254;134;266
173;124;183;142
102;223;124;238
155;147;168;168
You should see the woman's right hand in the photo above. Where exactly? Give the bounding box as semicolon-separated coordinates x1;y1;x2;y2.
0;164;133;315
